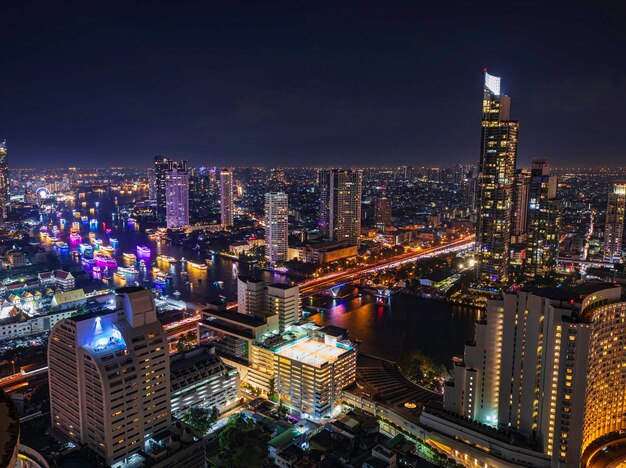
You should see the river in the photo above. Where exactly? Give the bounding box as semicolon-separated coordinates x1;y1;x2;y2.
44;188;476;366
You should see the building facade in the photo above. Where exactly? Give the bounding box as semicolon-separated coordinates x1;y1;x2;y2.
48;287;171;466
374;197;392;226
525;159;560;277
319;169;362;246
439;283;625;467
265;192;289;264
266;283;300;332
511;168;530;243
165;166;189;228
603;183;626;263
0;141;8;222
475;72;518;283
220;168;234;227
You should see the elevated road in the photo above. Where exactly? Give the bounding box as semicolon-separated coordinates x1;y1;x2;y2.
299;236;475;297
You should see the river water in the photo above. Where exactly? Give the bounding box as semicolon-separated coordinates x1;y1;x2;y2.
44;189;476;366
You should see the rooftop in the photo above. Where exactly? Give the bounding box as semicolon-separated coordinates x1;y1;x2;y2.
522;281;618;302
203;308;269;327
275;337;351;368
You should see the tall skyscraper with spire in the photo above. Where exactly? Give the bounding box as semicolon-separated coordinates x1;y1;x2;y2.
220;168;234;227
0;140;9;221
475;72;519;283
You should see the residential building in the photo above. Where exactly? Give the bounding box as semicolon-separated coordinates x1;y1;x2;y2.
0;140;8;221
165;165;189;228
220;168;234;227
511;168;530;243
525;159;560;277
48;287;171;466
237;276;266;315
266;283;300;332
265;192;289;264
319;169;362;245
603;183;626;263
475;72;518;283
374;197;392;226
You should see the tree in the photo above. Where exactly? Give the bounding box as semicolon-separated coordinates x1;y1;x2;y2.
268;377;277;402
398;351;447;392
181;405;219;434
219;414;269;467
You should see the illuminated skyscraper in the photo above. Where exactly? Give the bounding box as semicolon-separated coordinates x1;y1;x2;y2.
0;140;9;221
319;169;362;245
511;168;530;243
48;287;171;467
428;283;626;467
265;192;289;264
220;168;234;227
475;72;519;283
603;183;626;263
374;196;392;226
525;159;560;277
154;155;170;221
165;165;189;228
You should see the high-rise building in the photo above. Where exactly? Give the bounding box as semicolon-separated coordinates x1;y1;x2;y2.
0;140;8;221
265;192;289;264
603;183;626;263
237;275;266;315
266;283;300;332
319;169;362;246
165;165;189;228
154;155;170;221
525;159;560;277
220;168;234;227
374;197;392;226
48;287;171;467
423;283;626;467
511;168;531;243
475;71;519;283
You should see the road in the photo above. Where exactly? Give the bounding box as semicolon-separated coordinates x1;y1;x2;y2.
299;235;475;296
0;366;48;394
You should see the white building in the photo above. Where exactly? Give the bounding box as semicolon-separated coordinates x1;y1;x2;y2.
220;168;234;227
48;287;171;467
265;192;289;264
236;276;266;315
266;283;300;332
603;183;626;262
165;166;189;228
431;282;625;467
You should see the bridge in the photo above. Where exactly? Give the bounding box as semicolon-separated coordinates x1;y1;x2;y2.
299;236;475;297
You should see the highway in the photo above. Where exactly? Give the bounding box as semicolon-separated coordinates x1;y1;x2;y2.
299;235;475;297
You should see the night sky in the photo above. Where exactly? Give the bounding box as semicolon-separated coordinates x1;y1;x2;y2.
3;1;626;168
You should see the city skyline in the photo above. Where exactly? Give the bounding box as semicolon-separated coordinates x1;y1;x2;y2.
3;2;626;168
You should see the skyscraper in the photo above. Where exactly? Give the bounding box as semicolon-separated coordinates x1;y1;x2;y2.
431;283;626;467
0;140;9;221
154;155;170;221
374;196;392;226
48;287;171;466
220;168;234;227
266;283;300;332
603;183;626;263
511;167;531;243
265;192;289;264
319;169;362;246
525;159;560;277
165;165;189;228
475;71;519;283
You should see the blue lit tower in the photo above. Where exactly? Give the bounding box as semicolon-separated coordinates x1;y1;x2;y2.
475;72;519;283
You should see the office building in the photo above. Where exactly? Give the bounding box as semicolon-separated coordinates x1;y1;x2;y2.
0;141;8;221
422;282;626;467
265;192;289;264
154;155;170;221
165;166;189;228
274;336;356;418
48;287;171;466
511;168;531;243
266;283;300;332
525;159;560;277
319;169;362;245
374;196;392;226
220;168;234;227
603;183;626;263
170;346;239;416
237;276;266;315
475;72;519;283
